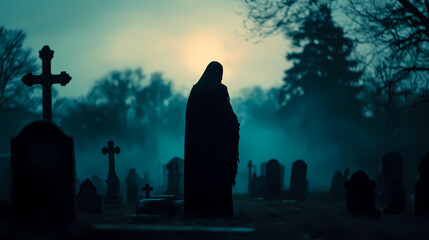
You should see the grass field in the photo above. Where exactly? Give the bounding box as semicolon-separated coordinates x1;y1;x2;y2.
73;192;429;239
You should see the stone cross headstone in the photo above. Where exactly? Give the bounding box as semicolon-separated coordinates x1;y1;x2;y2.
102;140;122;206
415;152;429;216
248;160;253;195
126;168;138;205
264;159;282;200
142;184;153;199
21;46;71;122
345;170;378;217
11;121;75;226
289;159;308;200
166;157;184;195
77;178;102;214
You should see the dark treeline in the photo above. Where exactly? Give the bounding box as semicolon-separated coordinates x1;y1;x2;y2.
1;0;429;192
240;0;429;189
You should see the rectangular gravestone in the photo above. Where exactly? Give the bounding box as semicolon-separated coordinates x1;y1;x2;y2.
330;170;346;200
126;168;139;204
378;152;406;214
264;159;282;200
288;159;308;200
11;121;75;226
378;152;404;199
77;178;102;214
165;157;184;195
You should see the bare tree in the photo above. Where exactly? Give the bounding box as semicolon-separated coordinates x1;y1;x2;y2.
242;0;429;106
344;0;429;63
362;59;413;116
0;26;38;109
242;0;339;39
342;0;429;107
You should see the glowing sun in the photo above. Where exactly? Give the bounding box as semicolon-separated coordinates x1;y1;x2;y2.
182;32;231;79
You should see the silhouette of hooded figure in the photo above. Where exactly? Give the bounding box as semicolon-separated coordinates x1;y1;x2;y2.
184;61;239;218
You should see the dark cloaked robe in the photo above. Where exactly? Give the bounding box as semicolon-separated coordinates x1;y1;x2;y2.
184;61;239;218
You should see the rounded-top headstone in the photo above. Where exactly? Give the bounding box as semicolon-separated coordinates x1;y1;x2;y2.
11;120;75;226
345;170;377;217
346;170;375;190
264;159;282;200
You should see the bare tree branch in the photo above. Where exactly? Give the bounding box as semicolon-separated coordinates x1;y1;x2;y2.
0;26;38;109
398;0;429;37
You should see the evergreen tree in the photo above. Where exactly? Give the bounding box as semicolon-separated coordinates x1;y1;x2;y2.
278;4;369;168
280;4;362;117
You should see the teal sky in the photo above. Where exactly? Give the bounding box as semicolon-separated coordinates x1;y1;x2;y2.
0;0;289;98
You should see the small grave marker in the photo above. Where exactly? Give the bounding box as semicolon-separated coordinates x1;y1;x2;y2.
142;184;154;199
102;140;122;205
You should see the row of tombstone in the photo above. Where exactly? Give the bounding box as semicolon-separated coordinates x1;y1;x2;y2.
331;152;429;217
329;152;406;205
7;45;429;222
76;171;150;214
8;45;187;225
76;156;184;214
9;121;179;223
247;152;429;218
9;121;429;224
248;159;308;200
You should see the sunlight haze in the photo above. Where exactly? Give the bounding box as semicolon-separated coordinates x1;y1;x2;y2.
0;0;289;98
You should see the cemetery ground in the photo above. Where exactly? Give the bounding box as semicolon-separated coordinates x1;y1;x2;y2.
14;192;425;240
3;45;429;239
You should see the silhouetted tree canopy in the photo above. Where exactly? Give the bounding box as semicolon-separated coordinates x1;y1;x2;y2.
280;5;369;166
242;0;338;40
280;5;362;109
58;69;186;148
0;26;38;109
240;0;429;171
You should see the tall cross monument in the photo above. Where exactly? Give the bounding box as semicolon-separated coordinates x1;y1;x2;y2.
102;140;122;206
22;45;71;122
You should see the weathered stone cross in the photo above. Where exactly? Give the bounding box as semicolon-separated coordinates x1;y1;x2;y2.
22;45;71;122
102;140;120;175
142;184;153;198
